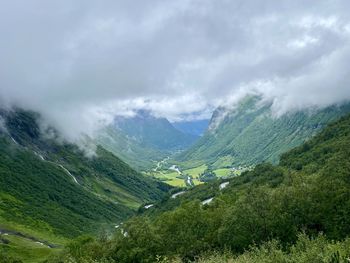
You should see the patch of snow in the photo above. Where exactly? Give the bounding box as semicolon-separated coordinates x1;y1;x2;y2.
202;197;214;205
171;191;186;199
219;182;229;190
144;204;154;209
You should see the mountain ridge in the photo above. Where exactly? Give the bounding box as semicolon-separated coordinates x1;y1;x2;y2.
177;96;350;168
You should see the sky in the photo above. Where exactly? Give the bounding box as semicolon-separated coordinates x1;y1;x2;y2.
1;0;350;141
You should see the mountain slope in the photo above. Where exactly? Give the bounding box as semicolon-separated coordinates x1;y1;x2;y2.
96;125;165;171
98;111;198;170
0;109;170;239
51;113;350;262
172;119;210;136
177;96;350;168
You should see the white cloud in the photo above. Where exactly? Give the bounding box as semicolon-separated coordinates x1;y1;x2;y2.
0;0;350;141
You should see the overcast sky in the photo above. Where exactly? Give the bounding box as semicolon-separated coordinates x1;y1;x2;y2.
1;0;350;141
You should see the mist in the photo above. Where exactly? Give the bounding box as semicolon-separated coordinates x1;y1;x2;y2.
1;0;350;142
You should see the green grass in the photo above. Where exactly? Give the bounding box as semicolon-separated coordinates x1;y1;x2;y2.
0;219;67;246
213;168;231;177
145;165;208;187
149;171;186;187
0;234;61;263
145;163;247;187
90;177;142;209
0;218;65;263
184;165;207;179
0;109;172;262
212;156;235;169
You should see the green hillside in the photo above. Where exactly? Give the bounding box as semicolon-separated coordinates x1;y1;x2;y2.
52;113;350;262
0;109;170;262
96;126;166;171
98;111;198;170
177;96;350;169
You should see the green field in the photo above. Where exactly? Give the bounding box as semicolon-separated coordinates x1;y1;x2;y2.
0;219;66;262
145;171;186;187
184;164;207;179
0;234;60;263
145;164;237;187
145;164;208;187
145;163;250;187
213;168;231;177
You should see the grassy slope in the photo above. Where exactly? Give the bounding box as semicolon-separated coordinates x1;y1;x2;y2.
96;126;167;171
177;96;350;169
0;109;171;262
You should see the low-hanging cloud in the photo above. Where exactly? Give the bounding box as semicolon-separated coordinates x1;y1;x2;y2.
0;0;350;141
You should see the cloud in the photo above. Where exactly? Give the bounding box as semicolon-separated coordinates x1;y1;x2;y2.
0;0;350;141
0;116;7;133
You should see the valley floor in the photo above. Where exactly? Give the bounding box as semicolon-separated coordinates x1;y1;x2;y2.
145;159;248;187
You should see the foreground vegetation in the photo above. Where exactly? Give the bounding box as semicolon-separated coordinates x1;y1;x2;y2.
31;113;350;262
195;233;350;263
42;233;350;263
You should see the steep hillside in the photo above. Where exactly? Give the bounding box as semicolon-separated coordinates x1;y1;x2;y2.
177;96;350;168
98;111;198;170
0;109;170;240
54;113;350;262
96;126;165;171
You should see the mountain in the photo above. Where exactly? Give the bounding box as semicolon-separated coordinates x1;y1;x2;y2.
50;113;350;262
177;96;350;168
97;111;199;170
172;119;210;136
0;109;170;247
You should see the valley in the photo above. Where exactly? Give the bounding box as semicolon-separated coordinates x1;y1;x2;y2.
2;98;350;262
146;160;247;187
139;96;350;189
2;2;350;262
46;112;350;262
